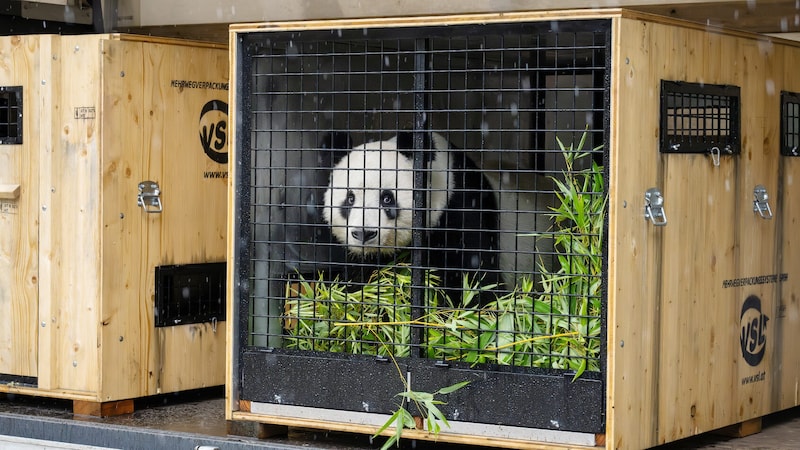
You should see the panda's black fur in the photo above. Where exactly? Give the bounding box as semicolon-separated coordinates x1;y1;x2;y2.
320;130;500;306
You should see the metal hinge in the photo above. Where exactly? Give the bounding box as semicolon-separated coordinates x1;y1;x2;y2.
644;187;667;226
753;184;773;220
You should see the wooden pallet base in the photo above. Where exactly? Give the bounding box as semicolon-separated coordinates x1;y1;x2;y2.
226;419;289;439
227;400;289;438
73;399;134;417
714;417;763;438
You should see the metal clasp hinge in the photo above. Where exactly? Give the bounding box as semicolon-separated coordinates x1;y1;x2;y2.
753;184;773;220
644;187;667;226
137;181;162;213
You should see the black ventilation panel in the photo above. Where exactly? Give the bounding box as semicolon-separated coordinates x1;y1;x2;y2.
155;262;226;327
0;86;22;145
660;80;740;155
781;91;800;156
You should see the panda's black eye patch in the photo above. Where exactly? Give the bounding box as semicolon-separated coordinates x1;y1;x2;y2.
381;190;398;219
339;190;355;219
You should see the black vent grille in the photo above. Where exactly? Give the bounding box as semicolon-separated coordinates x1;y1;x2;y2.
0;86;22;145
155;262;226;327
782;91;800;156
660;80;740;155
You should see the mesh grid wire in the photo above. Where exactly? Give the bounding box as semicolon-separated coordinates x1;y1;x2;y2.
238;21;608;374
782;91;800;156
660;80;741;154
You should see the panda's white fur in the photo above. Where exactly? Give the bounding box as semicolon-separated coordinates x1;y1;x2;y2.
483;171;556;288
322;133;454;256
321;131;553;302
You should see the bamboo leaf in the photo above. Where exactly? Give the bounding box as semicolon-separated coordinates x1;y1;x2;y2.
436;380;471;395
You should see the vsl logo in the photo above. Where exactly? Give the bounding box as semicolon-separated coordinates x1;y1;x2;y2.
740;295;769;367
199;99;228;164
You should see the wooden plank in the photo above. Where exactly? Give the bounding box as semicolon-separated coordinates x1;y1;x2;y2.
715;417;763;438
140;39;228;395
229;8;626;34
73;399;134;417
157;323;227;394
226;27;241;423
605;17;666;450
226;416;289;439
34;34;55;391
0;384;98;402
44;35;106;394
0;35;41;380
632;2;800;34
0;184;20;200
97;38;149;401
226;7;800;48
112;33;227;49
230;411;595;450
772;42;800;414
731;37;780;425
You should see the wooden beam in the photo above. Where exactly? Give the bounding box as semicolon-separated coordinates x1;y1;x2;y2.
73;399;134;417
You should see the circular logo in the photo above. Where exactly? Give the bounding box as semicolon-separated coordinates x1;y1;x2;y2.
199;99;228;164
740;295;769;367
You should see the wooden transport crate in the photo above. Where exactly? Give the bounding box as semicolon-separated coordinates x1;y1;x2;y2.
0;34;229;413
226;9;800;450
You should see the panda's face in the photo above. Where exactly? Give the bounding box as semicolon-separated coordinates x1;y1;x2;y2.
322;135;451;256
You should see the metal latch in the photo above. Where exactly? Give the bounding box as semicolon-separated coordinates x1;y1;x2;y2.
753;184;773;220
137;181;162;213
644;187;667;226
708;145;733;167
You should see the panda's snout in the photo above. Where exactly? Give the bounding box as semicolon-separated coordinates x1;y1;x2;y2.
351;228;378;243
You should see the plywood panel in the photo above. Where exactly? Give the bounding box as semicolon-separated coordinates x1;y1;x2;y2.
158;322;226;393
144;41;228;266
773;43;800;413
610;16;787;448
99;38;228;400
0;35;41;379
655;29;779;444
141;41;229;394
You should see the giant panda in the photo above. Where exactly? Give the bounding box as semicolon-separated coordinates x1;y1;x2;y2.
320;130;501;306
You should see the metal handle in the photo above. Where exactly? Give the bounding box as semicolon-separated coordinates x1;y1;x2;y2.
644;187;667;226
137;181;163;213
753;184;773;220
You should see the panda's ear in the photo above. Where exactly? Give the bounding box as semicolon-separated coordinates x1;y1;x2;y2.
319;131;353;167
395;131;436;163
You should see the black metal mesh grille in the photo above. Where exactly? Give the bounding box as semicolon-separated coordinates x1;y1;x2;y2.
660;80;741;154
782;91;800;156
236;21;608;377
0;86;22;145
